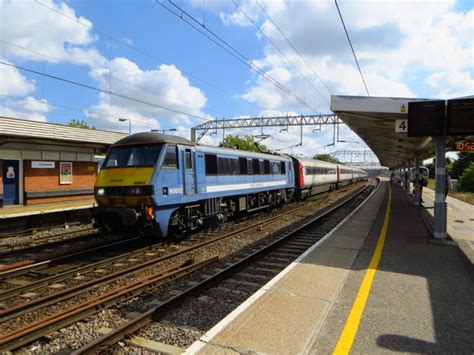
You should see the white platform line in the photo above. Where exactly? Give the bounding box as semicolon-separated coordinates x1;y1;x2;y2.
185;182;381;354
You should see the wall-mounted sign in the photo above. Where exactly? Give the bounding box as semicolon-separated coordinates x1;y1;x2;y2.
407;100;445;137
32;161;55;169
452;141;474;152
395;119;408;133
60;162;73;185
447;98;474;135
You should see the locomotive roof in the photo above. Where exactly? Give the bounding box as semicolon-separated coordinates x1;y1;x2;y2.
199;144;289;160
113;132;195;147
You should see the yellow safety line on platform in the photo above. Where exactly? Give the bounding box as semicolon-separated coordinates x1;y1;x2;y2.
332;183;392;355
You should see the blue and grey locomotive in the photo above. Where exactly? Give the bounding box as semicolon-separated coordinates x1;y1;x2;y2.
94;132;367;238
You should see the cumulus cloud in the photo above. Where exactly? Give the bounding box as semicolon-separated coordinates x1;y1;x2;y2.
86;57;210;132
0;96;52;122
0;0;105;66
0;59;36;96
219;0;472;112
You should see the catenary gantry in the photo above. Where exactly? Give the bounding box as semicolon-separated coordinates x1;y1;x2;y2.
191;114;341;143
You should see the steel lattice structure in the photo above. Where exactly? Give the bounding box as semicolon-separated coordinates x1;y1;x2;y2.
330;149;376;158
191;114;340;142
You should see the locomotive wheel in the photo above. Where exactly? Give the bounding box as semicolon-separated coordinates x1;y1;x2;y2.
170;210;187;240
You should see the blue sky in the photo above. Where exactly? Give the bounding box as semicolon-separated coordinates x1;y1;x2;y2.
0;0;472;162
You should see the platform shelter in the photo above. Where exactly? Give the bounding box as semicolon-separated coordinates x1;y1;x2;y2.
330;95;473;239
0;116;126;208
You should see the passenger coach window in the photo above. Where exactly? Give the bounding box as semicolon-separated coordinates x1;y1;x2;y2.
271;161;280;174
264;160;270;174
253;159;260;174
230;159;239;175
259;160;265;175
239;157;248;174
247;159;253;175
162;145;178;168
205;154;217;175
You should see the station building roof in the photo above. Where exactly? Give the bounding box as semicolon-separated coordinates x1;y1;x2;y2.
0;116;127;150
331;95;439;168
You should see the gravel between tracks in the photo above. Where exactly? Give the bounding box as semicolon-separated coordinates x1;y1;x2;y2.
12;183;367;353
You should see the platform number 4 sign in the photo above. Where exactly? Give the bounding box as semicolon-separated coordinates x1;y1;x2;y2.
395;119;408;133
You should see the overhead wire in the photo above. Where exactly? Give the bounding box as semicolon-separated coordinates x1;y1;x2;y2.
13;0;306;144
157;0;316;112
0;61;211;121
33;0;262;113
255;0;332;95
231;0;329;106
0;93;137;123
0;39;229;118
334;0;370;96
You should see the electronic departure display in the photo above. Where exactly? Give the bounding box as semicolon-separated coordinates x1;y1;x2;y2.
407;100;445;137
452;141;474;151
447;98;474;135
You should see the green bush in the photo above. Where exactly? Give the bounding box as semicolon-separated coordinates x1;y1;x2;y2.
458;162;474;192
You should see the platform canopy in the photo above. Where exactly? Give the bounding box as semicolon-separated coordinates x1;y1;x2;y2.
331;95;439;168
0;116;127;151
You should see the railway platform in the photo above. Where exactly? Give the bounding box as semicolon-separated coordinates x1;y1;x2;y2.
187;180;474;354
0;199;95;220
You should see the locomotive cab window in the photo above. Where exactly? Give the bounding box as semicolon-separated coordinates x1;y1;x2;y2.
162;145;178;168
280;161;286;174
103;145;162;168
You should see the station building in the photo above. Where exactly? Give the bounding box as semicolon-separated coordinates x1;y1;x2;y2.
0;116;127;208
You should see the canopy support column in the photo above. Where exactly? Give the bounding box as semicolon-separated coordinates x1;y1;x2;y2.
433;136;447;239
414;153;421;206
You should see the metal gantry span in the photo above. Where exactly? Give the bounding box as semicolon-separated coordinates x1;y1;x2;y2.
191;114;341;142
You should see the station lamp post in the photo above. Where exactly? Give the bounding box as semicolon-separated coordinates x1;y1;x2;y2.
118;118;131;134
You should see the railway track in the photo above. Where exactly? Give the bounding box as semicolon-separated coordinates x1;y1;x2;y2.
0;182;370;352
74;182;376;354
0;226;99;254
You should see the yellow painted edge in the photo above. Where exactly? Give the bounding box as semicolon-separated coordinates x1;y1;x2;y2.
332;183;392;355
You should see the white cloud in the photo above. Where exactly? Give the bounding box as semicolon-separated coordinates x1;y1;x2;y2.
219;0;472;112
87;57;210;132
0;59;36;96
426;70;473;98
0;96;52;122
0;0;105;66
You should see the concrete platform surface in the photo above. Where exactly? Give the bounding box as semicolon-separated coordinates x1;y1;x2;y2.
186;182;474;354
422;187;474;265
0;199;95;219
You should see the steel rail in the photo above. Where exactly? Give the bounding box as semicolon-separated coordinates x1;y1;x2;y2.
0;232;138;278
0;186;341;309
0;257;217;352
73;182;374;354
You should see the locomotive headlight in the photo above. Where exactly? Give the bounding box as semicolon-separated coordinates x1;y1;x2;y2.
96;188;105;196
129;187;143;195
